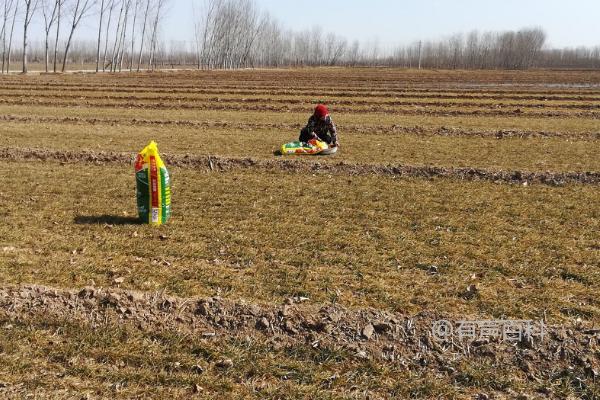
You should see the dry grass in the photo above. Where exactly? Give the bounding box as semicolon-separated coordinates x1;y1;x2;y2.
5;314;585;399
2;103;600;133
1;283;599;399
1;160;598;323
1;121;598;171
1;68;599;399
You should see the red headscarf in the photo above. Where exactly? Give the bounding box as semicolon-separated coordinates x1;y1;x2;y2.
314;104;329;118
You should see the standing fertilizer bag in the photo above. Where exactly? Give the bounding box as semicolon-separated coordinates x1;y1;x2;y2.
135;141;171;225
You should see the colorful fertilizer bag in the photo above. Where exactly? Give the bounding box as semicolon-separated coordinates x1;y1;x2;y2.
280;138;330;155
135;141;171;225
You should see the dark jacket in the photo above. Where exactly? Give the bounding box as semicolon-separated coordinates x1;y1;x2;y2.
299;115;338;144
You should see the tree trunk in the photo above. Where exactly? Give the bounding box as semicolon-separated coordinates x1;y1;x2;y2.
96;0;105;72
22;0;37;74
148;8;160;70
110;0;125;72
44;36;49;72
117;0;131;72
6;2;17;73
53;0;61;73
1;0;12;74
136;0;150;71
129;0;138;71
62;0;92;72
22;6;29;73
102;0;115;72
42;0;60;73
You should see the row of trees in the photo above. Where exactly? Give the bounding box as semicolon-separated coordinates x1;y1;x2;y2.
2;0;97;73
94;0;168;72
388;29;548;70
1;0;599;73
194;0;352;69
0;0;169;73
195;1;600;69
192;1;599;69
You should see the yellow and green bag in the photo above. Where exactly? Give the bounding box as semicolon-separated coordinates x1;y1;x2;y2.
135;141;171;225
280;138;329;155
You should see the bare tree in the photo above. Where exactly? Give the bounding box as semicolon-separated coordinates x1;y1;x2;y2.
347;40;360;66
128;0;139;71
101;0;116;71
136;0;150;71
148;0;167;70
95;0;106;72
309;26;323;65
386;27;548;70
4;0;17;73
465;30;478;68
448;33;463;69
53;0;64;72
0;3;4;73
109;0;137;72
324;32;346;65
116;0;133;71
22;0;40;73
41;0;59;72
197;0;270;69
108;0;124;71
62;0;95;72
0;0;590;72
197;0;221;69
1;0;17;73
364;38;379;66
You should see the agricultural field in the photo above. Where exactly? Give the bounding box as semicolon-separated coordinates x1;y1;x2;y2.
0;68;599;399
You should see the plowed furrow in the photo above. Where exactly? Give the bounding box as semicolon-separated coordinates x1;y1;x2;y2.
2;84;600;101
2;97;600;117
0;284;593;374
2;78;600;94
2;91;600;110
1;147;597;185
1;114;597;139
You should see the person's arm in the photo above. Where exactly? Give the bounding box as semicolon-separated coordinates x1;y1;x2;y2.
327;117;339;146
307;116;319;140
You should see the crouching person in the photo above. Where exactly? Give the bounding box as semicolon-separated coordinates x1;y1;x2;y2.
299;104;339;148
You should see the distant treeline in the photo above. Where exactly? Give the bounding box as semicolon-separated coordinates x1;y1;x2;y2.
384;30;600;70
194;1;599;69
1;0;599;73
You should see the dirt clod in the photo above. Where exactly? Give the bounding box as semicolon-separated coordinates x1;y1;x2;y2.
192;383;203;394
256;317;270;330
374;322;393;333
215;359;233;369
192;365;204;374
463;284;479;300
362;324;375;339
0;283;598;395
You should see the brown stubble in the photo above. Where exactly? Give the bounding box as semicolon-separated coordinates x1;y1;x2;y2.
1;160;598;323
1;68;599;398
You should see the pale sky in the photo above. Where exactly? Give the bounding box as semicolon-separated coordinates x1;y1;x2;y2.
246;0;600;48
26;0;600;49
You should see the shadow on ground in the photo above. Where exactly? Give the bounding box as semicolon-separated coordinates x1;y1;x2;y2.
74;215;142;225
